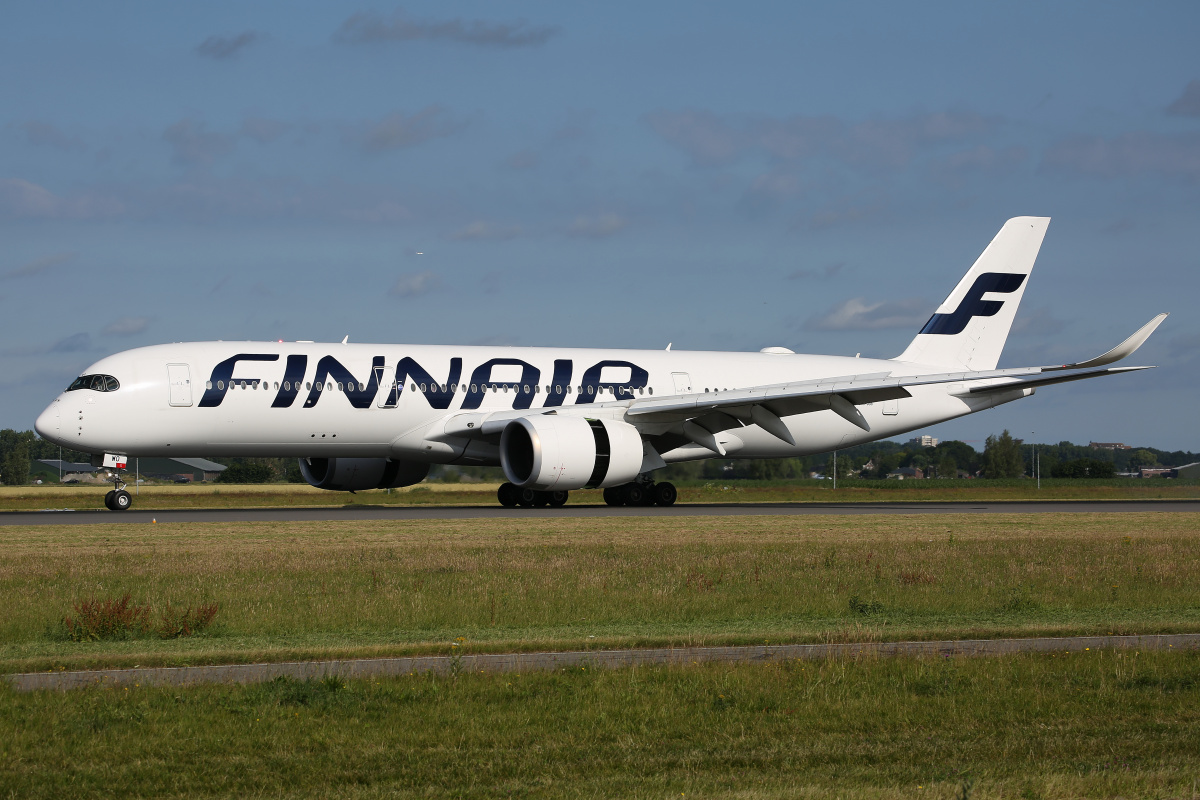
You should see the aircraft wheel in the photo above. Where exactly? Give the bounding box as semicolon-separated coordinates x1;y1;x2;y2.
112;490;132;511
104;490;116;510
548;490;568;507
622;483;646;506
517;487;538;508
603;488;624;506
532;491;550;508
498;483;520;508
654;482;678;507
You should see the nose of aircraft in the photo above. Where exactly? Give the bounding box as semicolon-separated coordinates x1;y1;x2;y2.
34;398;63;444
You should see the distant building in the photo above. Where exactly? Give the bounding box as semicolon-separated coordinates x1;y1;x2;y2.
37;457;225;483
906;435;939;448
1141;463;1200;479
135;457;226;482
1090;442;1131;450
36;460;97;482
887;467;924;480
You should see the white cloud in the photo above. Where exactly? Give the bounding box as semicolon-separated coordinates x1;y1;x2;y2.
102;316;152;336
566;212;627;238
3;252;76;279
334;10;559;48
389;271;440;298
196;31;262;59
9;120;84;151
0;178;123;220
1166;80;1200;117
163;118;236;165
1041;132;1200;181
646;108;1000;171
805;297;930;331
350;107;465;153
450;221;522;241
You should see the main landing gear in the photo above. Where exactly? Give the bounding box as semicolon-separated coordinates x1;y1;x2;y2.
496;480;677;508
497;483;570;508
603;480;677;507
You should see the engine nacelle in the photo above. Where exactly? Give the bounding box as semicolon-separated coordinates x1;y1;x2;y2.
500;414;643;490
299;457;430;492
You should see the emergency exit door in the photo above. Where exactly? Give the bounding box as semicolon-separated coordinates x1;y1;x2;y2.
167;364;193;407
672;372;691;394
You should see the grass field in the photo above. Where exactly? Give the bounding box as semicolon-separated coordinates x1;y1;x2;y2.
1;477;1197;510
3;650;1199;798
5;511;1200;797
2;512;1199;674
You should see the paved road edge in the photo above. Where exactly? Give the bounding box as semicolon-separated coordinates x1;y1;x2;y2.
8;633;1199;692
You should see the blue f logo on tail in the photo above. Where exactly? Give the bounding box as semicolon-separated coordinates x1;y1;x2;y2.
919;272;1026;336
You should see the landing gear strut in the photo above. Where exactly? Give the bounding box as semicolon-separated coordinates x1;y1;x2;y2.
497;483;569;509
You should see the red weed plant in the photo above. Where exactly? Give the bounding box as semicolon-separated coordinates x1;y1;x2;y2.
63;593;152;641
63;594;218;641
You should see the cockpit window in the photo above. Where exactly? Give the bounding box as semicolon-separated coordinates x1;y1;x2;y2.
67;374;120;392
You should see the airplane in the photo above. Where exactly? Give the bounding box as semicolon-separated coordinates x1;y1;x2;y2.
34;216;1166;511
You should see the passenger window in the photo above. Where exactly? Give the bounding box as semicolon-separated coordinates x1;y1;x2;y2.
470;384;477;393
206;381;213;390
218;381;225;390
440;384;447;392
649;387;653;395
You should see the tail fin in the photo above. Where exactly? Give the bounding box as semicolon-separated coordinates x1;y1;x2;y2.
895;216;1050;370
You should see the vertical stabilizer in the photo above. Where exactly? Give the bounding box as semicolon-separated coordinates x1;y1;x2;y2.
895;216;1049;370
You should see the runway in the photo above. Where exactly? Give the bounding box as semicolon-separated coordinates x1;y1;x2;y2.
8;633;1199;691
2;499;1197;525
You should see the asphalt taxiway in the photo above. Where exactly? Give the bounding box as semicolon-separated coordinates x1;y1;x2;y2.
2;499;1197;525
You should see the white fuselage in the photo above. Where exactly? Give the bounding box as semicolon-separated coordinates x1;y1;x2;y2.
34;341;1023;465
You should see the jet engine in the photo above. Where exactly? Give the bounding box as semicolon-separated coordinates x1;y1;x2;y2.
500;414;643;490
299;457;430;492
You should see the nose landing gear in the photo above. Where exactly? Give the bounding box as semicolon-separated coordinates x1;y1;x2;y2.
100;453;132;511
105;488;132;511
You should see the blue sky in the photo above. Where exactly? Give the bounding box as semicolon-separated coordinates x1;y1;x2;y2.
2;1;1197;450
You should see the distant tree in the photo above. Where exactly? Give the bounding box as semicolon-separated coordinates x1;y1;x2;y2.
982;430;1025;479
936;454;958;479
1128;449;1159;471
934;440;978;474
215;462;274;484
0;429;35;486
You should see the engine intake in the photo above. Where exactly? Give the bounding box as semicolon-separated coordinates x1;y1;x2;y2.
299;457;429;492
500;415;643;490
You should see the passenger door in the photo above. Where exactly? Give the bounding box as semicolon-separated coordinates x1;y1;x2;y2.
672;372;691;394
167;364;192;407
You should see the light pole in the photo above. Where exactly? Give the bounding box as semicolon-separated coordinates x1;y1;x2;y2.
1031;432;1038;490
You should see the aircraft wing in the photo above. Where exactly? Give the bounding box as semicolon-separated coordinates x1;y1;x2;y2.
431;314;1164;455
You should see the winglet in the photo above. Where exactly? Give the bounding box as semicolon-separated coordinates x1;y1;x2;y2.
1058;313;1168;370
